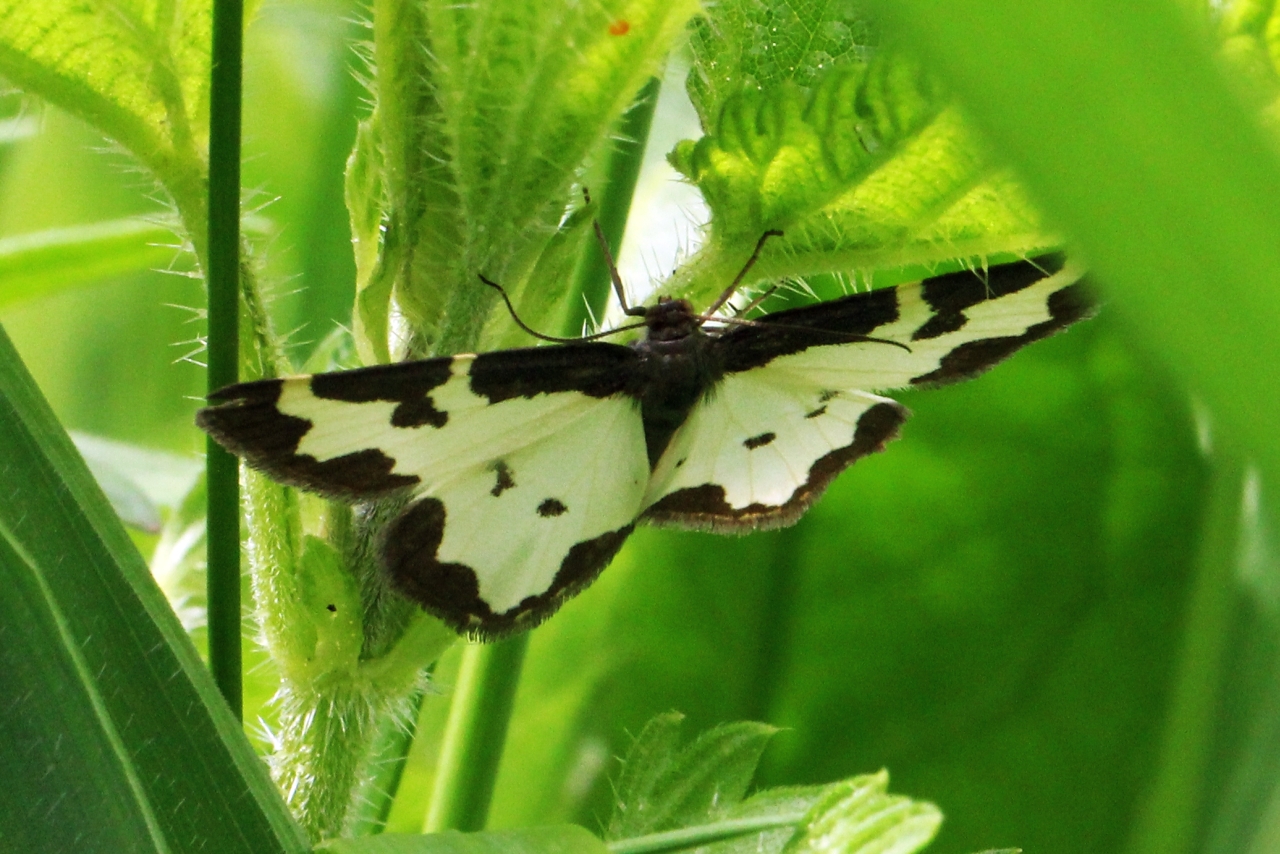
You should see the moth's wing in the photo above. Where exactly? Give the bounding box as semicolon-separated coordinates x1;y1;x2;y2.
642;255;1091;531
716;254;1093;390
642;368;908;531
197;345;649;636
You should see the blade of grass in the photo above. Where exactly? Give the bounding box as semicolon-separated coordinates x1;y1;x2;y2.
0;219;182;310
207;0;245;719
423;635;531;832
0;323;308;852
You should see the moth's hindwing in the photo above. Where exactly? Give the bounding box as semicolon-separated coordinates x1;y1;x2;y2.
382;375;647;636
197;346;649;636
643;374;908;531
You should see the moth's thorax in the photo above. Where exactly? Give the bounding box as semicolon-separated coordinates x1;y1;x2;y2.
629;306;725;468
642;297;699;342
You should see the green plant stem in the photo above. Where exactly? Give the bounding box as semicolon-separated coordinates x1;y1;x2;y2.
607;814;806;854
423;634;530;832
206;0;245;720
564;76;661;333
1125;454;1243;854
346;684;429;835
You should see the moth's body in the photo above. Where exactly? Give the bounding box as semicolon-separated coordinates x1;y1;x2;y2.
199;255;1093;636
629;299;724;466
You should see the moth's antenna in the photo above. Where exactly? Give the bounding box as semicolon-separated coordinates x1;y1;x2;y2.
479;275;646;343
583;187;646;318
731;284;780;318
700;313;913;352
701;230;785;321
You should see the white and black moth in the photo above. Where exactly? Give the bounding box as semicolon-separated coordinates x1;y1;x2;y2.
198;254;1092;637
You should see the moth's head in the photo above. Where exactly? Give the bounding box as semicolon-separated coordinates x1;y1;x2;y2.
643;297;699;342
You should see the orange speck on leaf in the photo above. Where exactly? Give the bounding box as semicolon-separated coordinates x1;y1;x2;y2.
608;20;631;36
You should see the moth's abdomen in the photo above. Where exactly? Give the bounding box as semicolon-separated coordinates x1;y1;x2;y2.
631;332;725;467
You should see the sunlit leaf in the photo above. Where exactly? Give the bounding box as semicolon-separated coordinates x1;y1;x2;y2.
608;715;777;839
664;0;1056;310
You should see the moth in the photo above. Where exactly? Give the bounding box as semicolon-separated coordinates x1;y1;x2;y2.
198;249;1092;637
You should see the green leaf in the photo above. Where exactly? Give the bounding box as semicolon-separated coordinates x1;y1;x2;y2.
489;200;600;349
686;0;877;127
670;55;946;238
69;431;204;534
608;715;779;839
0;322;307;851
604;735;940;854
316;825;608;854
0;2;224;232
0;219;184;311
608;713;688;838
665;1;1056;310
345;111;393;364
70;433;163;533
359;0;700;357
783;773;940;854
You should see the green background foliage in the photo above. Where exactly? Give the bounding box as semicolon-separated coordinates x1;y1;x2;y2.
2;0;1279;853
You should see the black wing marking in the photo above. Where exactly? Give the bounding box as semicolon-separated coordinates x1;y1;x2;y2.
715;254;1093;387
196;343;639;501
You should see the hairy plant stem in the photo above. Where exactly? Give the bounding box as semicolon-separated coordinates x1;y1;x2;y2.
346;684;430;835
265;603;454;842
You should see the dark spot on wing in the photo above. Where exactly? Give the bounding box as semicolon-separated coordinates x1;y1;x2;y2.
490;461;515;497
197;380;419;499
911;310;967;341
284;449;420;497
469;343;637;404
676;458;687;468
914;254;1068;342
390;398;447;428
744;432;776;450
911;280;1094;387
326;604;337;612
538;498;568;517
819;390;838;402
382;496;633;638
310;357;455;428
805;405;827;419
644;401;909;532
